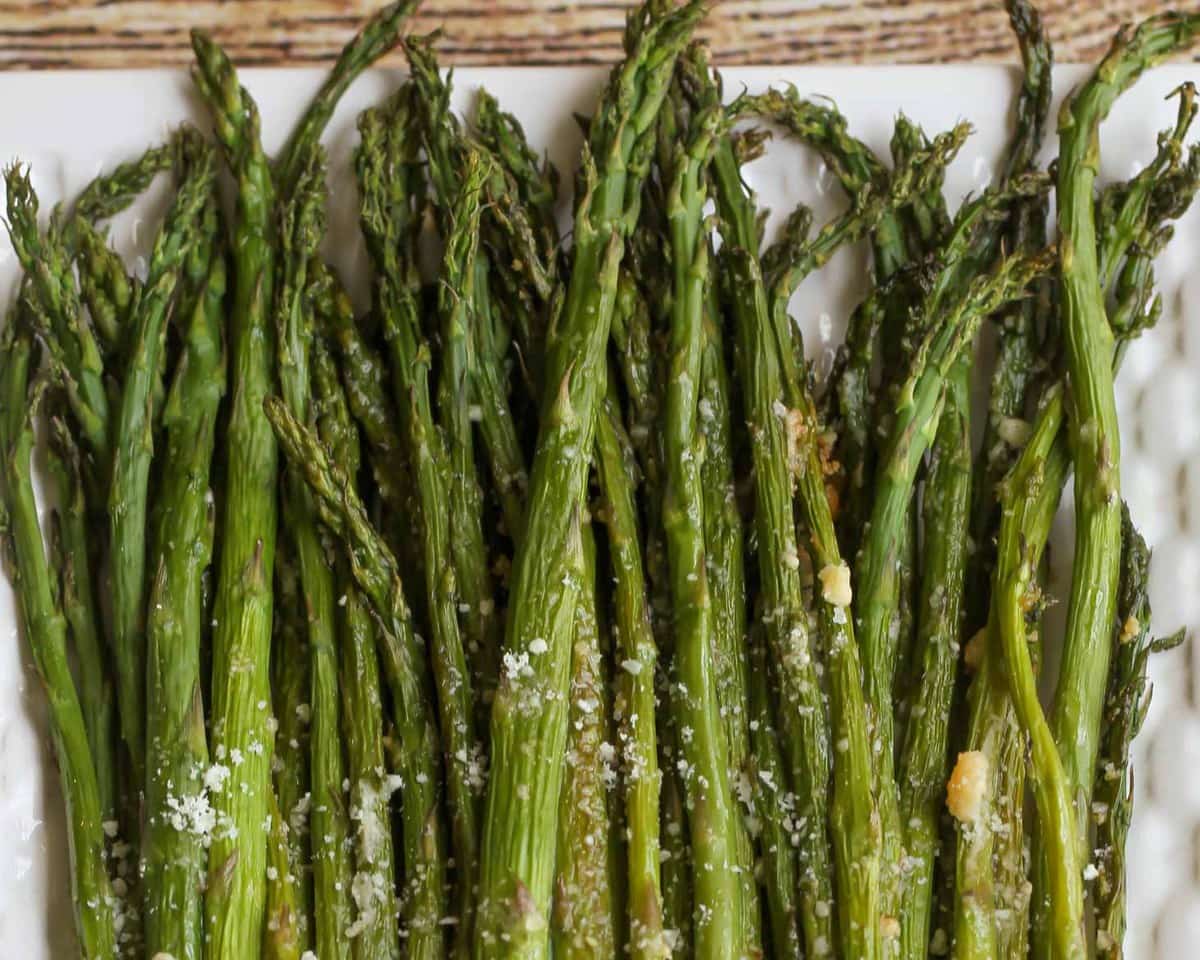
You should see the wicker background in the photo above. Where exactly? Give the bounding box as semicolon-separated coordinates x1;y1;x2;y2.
0;1;1179;71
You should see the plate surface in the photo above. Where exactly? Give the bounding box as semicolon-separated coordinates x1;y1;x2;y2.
2;62;1198;957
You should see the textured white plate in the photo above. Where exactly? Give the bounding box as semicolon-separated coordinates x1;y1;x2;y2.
2;62;1199;957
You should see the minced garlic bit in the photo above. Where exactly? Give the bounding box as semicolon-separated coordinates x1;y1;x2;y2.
997;416;1033;448
818;562;852;608
1119;614;1141;645
963;627;987;672
880;915;900;939
947;750;989;824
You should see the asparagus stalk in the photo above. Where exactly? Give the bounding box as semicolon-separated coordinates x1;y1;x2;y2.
895;361;971;960
74;218;136;356
681;55;762;950
108;130;214;782
142;228;227;960
1092;508;1181;957
264;787;305;960
358;106;483;955
476;6;702;956
404;42;508;718
275;149;354;959
553;526;618;958
312;341;403;960
984;384;1085;960
71;141;173;228
191;33;281;955
594;387;667;959
1050;18;1200;850
270;543;314;952
660;86;756;959
744;619;801;957
275;0;418;197
969;0;1054;615
0;323;116;959
854;242;1053;941
45;415;116;822
4;166;111;463
264;397;448;960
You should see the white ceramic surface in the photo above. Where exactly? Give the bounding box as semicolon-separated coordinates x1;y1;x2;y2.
1;62;1197;957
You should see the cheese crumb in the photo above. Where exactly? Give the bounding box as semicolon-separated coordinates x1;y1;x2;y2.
881;915;900;939
947;751;989;824
1119;615;1141;644
818;562;852;608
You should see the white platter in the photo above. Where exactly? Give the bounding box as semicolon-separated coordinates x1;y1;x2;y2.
3;61;1199;957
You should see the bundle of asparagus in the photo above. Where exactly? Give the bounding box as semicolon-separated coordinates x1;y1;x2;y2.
2;0;1197;957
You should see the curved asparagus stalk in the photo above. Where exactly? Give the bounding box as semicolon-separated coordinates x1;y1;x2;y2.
71;141;173;228
312;341;403;960
108;131;214;783
264;396;447;960
1050;19;1200;857
476;6;703;956
983;385;1084;960
142;235;227;960
275;149;354;960
275;0;419;197
0;325;116;959
854;243;1054;942
191;32;281;955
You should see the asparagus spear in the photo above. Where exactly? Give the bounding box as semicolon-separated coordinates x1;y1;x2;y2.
45;415;116;822
1092;508;1181;957
0;322;116;959
358;105;483;955
270;542;314;953
191;33;281;955
1050;19;1200;851
312;340;403;960
594;387;667;959
404;42;508;719
476;6;702;956
108;130;214;783
141;227;227;960
264;787;305;960
263;397;448;960
74;219;136;356
969;0;1054;615
679;55;762;950
659;84;757;959
744;618;802;957
553;525;618;958
275;149;354;959
71;141;173;228
4;166;111;463
275;0;418;197
712;134;838;960
895;360;971;960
